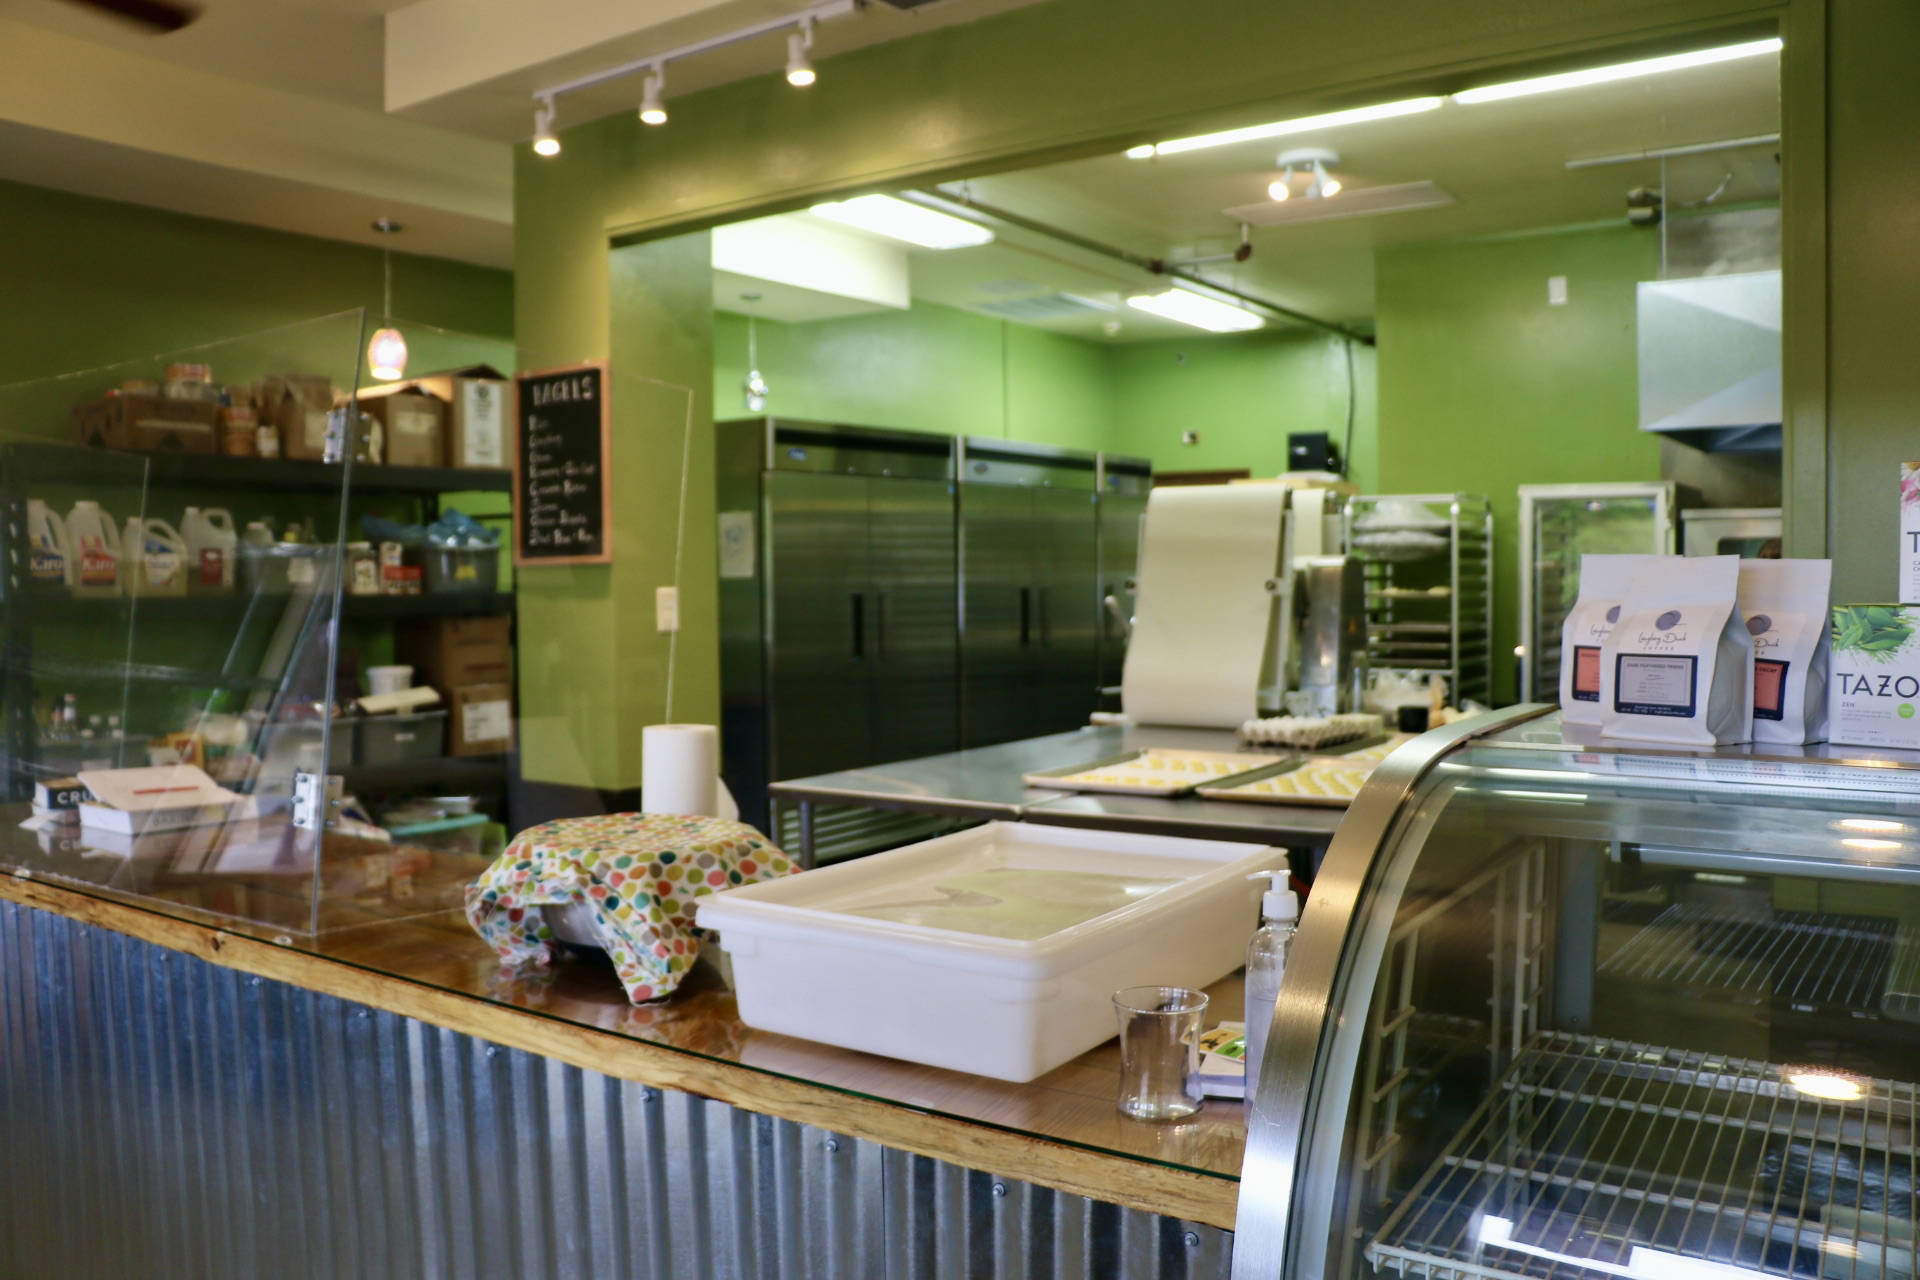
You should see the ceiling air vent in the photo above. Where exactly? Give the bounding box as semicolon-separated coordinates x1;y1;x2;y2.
1227;181;1455;227
972;293;1112;322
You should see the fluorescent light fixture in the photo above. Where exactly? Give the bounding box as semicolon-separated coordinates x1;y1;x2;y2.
639;68;668;125
809;195;994;249
1124;144;1155;159
1836;818;1908;834
532;96;560;157
1453;37;1781;104
786;20;816;87
1787;1070;1865;1102
1126;285;1263;333
1129;96;1444;158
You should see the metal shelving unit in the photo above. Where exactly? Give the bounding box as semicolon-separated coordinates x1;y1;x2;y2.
1369;1031;1919;1280
1348;493;1494;706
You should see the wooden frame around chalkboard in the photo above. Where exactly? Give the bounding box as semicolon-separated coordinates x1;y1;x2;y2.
513;359;613;567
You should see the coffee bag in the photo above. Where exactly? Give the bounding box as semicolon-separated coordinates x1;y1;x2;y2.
1559;554;1655;727
1738;558;1832;745
1600;555;1752;746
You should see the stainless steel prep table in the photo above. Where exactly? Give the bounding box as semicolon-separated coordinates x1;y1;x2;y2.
767;725;1347;868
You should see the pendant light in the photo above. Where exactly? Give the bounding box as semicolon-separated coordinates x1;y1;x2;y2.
741;292;769;412
368;219;408;382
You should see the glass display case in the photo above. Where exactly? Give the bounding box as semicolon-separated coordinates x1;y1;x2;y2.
0;314;517;936
1238;706;1920;1280
1518;483;1678;704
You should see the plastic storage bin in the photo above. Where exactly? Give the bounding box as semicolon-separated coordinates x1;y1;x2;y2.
695;822;1283;1082
355;710;448;765
423;545;498;594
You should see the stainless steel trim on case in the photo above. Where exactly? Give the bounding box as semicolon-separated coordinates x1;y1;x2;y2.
1230;703;1550;1280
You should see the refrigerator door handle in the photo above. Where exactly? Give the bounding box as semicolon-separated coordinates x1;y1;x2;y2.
1038;585;1051;648
875;590;891;661
850;592;866;660
1018;586;1032;648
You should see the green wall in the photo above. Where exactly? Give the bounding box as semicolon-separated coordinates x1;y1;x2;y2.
713;303;1374;480
0;178;512;391
711;303;1115;449
1375;223;1663;704
1109;331;1378;488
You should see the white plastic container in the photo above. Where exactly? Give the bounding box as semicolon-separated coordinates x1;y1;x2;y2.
696;823;1283;1082
366;664;414;696
26;500;72;586
122;517;189;598
66;500;121;598
182;507;237;593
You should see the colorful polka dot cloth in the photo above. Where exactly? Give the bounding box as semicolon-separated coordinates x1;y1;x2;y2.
465;813;798;1004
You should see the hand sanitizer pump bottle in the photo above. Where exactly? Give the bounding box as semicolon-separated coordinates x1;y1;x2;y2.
1243;870;1299;1104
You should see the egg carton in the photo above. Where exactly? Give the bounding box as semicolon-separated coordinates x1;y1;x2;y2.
1238;712;1384;749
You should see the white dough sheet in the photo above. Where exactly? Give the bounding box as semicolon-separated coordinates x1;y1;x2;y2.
1121;484;1288;728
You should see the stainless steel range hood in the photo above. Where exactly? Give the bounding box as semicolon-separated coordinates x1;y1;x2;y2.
1637;268;1781;452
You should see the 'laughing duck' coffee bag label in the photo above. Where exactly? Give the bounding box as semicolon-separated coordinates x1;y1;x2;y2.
1600;555;1752;747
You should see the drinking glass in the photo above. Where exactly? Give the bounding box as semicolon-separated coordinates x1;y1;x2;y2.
1112;985;1208;1121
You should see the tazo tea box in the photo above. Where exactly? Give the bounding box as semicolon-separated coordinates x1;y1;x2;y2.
1738;558;1832;745
1903;463;1920;603
1830;604;1920;747
1559;554;1655;728
1600;555;1753;747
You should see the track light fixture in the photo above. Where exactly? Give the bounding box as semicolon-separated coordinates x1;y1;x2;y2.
532;95;560;157
786;18;816;87
1270;148;1341;201
639;67;668;125
530;0;850;139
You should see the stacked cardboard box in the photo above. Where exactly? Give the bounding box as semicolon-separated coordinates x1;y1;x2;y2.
397;615;513;756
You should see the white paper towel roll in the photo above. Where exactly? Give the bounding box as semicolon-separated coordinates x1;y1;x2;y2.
1121;485;1289;729
641;723;720;817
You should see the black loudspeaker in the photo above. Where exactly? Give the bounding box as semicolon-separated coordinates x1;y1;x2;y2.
1288;431;1339;472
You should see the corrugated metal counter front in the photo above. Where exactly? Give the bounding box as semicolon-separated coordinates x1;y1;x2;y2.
0;867;1242;1279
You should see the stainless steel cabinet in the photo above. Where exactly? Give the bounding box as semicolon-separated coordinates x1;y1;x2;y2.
958;439;1102;749
1236;707;1920;1280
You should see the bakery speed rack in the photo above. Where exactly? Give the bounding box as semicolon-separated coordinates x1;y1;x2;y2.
1346;493;1493;708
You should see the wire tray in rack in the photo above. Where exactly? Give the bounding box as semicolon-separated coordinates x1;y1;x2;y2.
1367;1031;1918;1280
1597;904;1898;1012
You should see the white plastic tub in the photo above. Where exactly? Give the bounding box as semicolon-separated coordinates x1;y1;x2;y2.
695;822;1283;1082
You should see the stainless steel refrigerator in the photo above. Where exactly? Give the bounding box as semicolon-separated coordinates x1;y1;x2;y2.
717;420;959;848
956;438;1102;749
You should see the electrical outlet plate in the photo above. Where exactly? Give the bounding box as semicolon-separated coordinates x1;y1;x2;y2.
656;585;680;632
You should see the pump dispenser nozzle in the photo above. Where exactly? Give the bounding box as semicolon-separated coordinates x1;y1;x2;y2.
1249;869;1298;923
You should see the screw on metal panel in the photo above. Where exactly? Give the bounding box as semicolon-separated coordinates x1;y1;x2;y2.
1185;1232;1200;1248
824;1137;840;1153
355;1009;370;1019
485;1046;499;1059
248;977;262;987
639;1087;658;1103
990;1182;1007;1197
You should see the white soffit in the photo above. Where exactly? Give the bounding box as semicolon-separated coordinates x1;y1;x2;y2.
1225;181;1455;227
711;214;910;318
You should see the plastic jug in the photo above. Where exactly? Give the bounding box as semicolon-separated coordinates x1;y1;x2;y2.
66;500;122;598
26;500;72;587
182;507;237;593
122;516;189;598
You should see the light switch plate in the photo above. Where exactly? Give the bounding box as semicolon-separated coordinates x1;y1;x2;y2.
656;585;680;632
1548;275;1568;306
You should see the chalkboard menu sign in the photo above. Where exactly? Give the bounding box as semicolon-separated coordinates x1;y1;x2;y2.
514;361;612;566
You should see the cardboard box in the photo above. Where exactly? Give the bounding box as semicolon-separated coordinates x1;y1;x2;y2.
448;376;510;469
1902;463;1920;604
71;394;218;453
1830;604;1920;747
267;374;337;461
363;388;447;468
448;683;512;756
398;615;513;689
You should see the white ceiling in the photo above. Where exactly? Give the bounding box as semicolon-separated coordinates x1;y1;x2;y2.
848;49;1781;339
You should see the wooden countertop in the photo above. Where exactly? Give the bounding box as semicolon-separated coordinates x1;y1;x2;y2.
0;828;1251;1230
